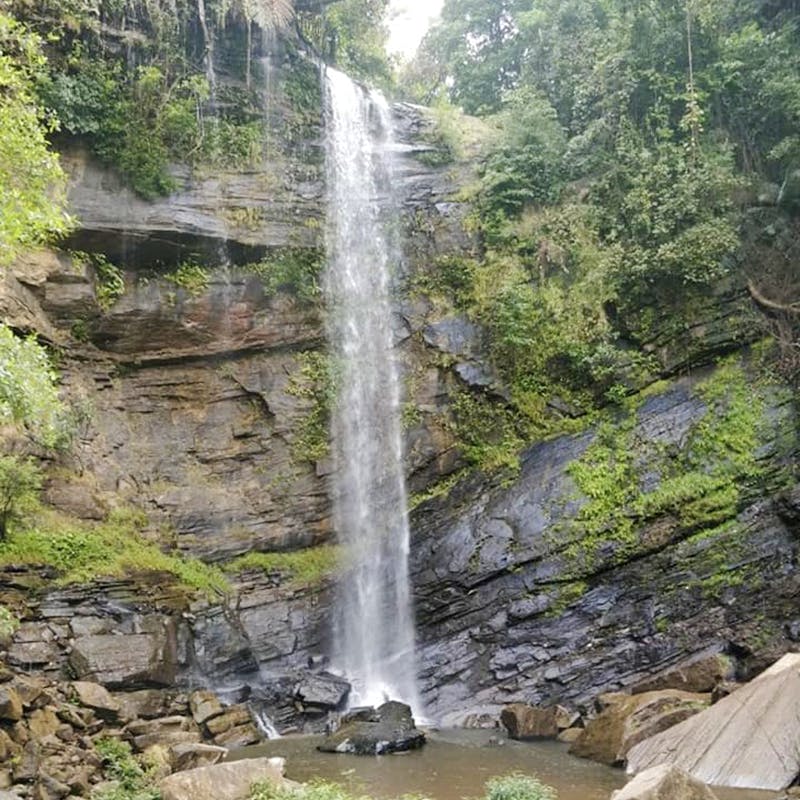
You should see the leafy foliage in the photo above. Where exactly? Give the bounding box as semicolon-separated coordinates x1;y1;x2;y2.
0;12;72;263
0;457;42;541
94;738;162;800
226;545;340;585
0;325;70;448
484;774;557;800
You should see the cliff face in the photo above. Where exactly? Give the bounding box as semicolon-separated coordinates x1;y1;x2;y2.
1;29;798;730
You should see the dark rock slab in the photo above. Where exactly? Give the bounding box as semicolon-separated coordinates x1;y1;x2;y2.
318;701;426;755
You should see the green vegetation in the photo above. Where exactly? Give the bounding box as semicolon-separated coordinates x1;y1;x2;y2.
484;774;556;800
402;0;800;473
0;605;20;641
0;11;72;263
0;456;42;541
164;261;210;296
244;248;324;305
0;506;229;596
286;351;337;463
94;737;161;800
560;358;790;578
226;545;340;585
249;775;556;800
0;324;71;449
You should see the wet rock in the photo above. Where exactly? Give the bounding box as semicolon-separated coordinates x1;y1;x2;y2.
204;705;251;736
159;756;289;800
318;701;426;755
626;654;800;791
0;687;22;721
293;672;350;712
500;704;559;740
557;728;583;744
612;764;719;800
570;690;710;766
71;681;121;721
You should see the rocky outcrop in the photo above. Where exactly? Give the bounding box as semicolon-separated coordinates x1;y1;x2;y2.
159;756;290;800
612;765;719;800
411;370;798;720
626;653;800;790
569;690;710;766
318;701;426;755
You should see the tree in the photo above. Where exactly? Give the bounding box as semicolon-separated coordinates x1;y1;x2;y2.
0;325;69;449
0;12;72;264
422;0;530;114
0;456;42;541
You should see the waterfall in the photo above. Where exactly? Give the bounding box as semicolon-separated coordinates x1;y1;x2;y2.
323;67;421;715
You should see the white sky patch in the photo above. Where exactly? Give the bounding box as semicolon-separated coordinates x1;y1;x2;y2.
387;0;444;62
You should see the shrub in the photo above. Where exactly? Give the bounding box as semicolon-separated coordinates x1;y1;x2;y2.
0;456;42;540
484;774;557;800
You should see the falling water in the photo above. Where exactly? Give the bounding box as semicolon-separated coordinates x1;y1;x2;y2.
323;67;420;714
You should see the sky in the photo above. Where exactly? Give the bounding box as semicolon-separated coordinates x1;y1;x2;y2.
387;0;444;61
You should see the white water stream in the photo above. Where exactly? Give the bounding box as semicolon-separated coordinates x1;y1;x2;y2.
323;67;421;715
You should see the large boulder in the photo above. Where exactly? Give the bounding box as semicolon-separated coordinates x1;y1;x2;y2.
612;765;719;800
626;653;800;790
0;688;22;722
570;690;710;766
318;701;426;755
71;681;121;721
500;704;559;739
630;652;735;695
159;756;289;800
293;672;350;712
69;631;177;688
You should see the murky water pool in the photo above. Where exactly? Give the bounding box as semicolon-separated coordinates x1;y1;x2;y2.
232;729;780;800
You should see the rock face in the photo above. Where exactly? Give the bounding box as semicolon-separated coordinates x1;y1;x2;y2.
626;654;800;790
612;765;719;800
569;690;709;766
318;701;426;755
411;373;798;720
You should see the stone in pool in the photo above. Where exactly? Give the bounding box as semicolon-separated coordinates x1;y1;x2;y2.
318;701;426;755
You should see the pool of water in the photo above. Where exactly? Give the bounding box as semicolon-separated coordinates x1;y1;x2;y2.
231;729;780;800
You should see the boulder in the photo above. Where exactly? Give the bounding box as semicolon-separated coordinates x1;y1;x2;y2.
500;704;559;739
0;687;22;721
69;632;177;688
570;690;710;766
631;652;735;695
127;715;201;751
626;653;800;790
293;672;350;711
71;681;121;721
115;689;174;721
170;743;228;772
612;765;719;800
318;701;426;756
189;690;224;725
159;756;289;800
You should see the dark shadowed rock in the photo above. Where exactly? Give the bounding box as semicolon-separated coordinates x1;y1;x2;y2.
500;704;559;739
318;701;426;755
293;673;350;712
